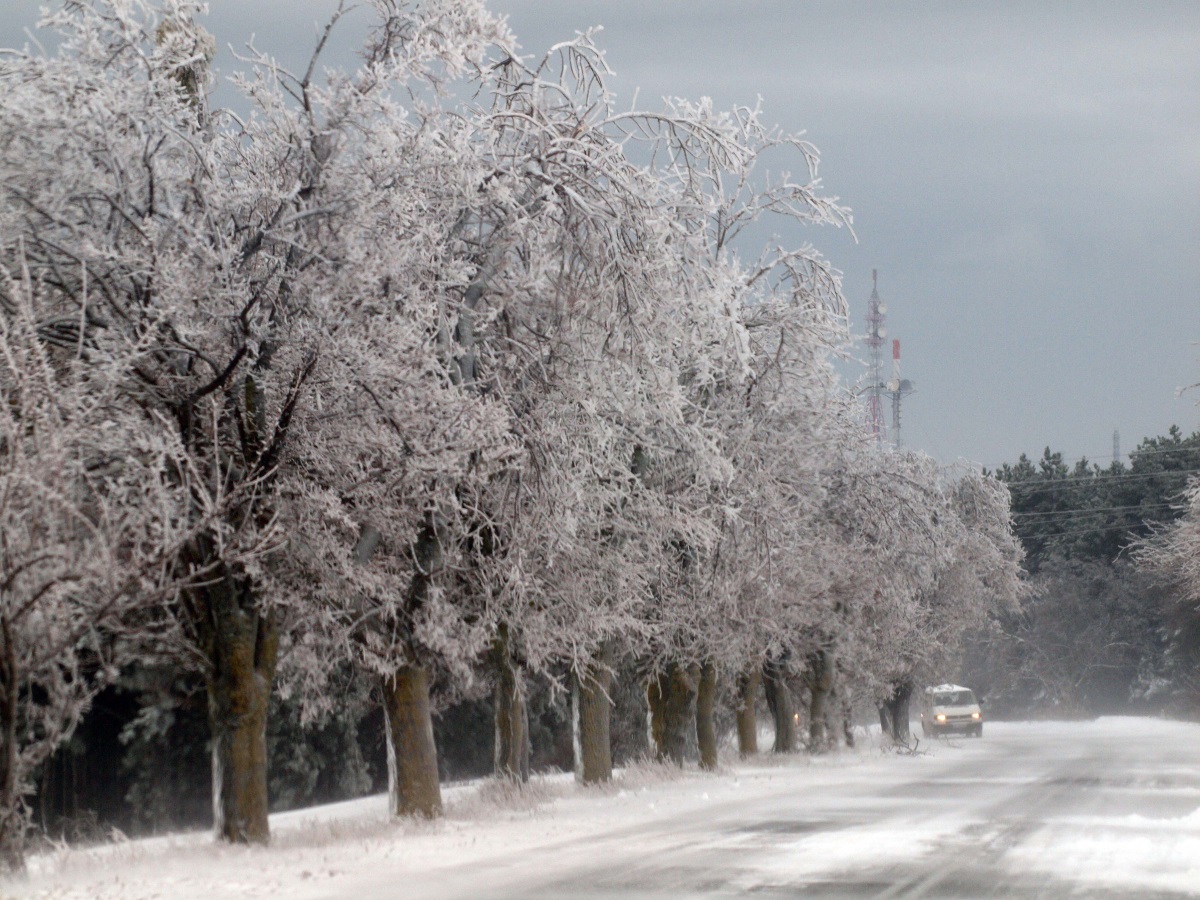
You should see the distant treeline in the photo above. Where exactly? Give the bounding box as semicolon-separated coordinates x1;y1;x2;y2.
962;426;1200;718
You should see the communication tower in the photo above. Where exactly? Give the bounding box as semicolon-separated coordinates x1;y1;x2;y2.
863;270;887;445
861;270;914;449
888;339;914;449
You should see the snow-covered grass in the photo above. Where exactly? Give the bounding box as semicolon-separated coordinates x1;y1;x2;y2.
6;718;1200;898
6;735;879;899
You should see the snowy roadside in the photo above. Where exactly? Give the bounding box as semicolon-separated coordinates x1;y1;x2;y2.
5;719;1200;899
5;729;893;900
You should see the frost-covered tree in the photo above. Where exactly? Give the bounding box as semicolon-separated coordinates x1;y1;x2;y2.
807;448;950;743
683;303;852;759
0;1;316;843
0;264;200;869
1136;478;1200;712
601;92;851;769
973;555;1155;715
838;462;1023;743
442;37;728;781
407;33;852;780
923;471;1024;666
216;5;525;820
0;0;1003;846
0;0;514;840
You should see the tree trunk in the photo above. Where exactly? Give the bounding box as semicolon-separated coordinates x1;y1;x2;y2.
646;676;666;757
762;658;796;753
695;660;718;771
735;664;761;756
0;616;23;871
662;664;696;765
806;648;835;754
205;572;277;845
647;663;697;765
493;623;530;782
883;680;914;743
575;646;614;785
381;665;443;817
373;509;446;814
839;683;856;748
356;521;442;816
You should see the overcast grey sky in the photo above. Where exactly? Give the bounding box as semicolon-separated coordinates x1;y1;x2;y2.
3;1;1198;468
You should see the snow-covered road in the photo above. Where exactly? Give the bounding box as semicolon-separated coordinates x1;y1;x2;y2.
12;718;1200;898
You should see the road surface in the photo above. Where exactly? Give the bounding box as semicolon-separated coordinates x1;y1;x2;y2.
389;718;1200;899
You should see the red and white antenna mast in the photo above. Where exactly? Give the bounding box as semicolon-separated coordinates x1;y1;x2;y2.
864;270;887;446
888;339;914;448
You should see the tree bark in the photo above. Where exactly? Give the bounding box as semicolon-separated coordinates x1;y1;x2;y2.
878;703;892;736
647;663;696;765
381;665;443;817
839;683;856;748
806;648;835;754
0;616;23;871
762;658;796;753
373;509;446;815
205;570;276;844
493;623;530;782
735;664;761;757
646;675;666;758
695;660;718;771
575;646;614;784
883;680;915;743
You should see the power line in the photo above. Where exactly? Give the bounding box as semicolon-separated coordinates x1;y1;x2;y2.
1004;468;1200;494
1012;502;1178;521
1015;520;1165;543
1022;526;1138;543
1006;465;1200;485
1123;446;1200;460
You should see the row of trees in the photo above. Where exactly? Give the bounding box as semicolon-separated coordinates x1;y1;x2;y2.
0;0;1022;868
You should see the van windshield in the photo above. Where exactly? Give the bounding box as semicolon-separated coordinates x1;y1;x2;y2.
933;690;976;706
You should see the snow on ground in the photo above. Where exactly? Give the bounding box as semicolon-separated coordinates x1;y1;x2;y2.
1011;806;1200;896
1002;718;1200;896
4;718;1200;898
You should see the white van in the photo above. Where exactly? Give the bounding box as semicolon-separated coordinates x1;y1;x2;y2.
920;684;983;738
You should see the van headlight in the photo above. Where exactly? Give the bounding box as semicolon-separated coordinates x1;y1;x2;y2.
936;714;946;722
971;712;980;720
